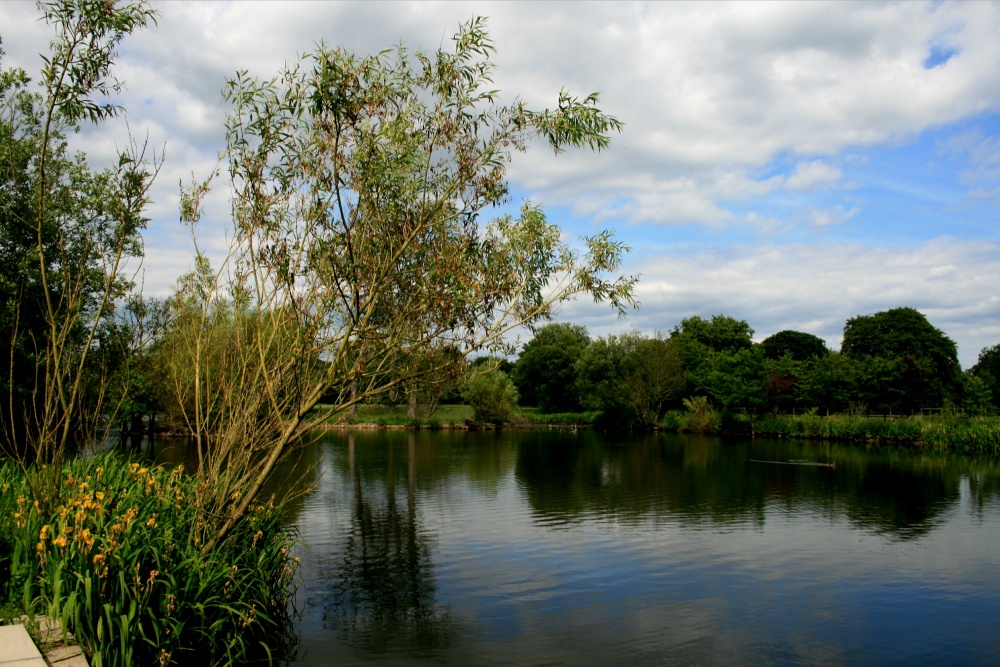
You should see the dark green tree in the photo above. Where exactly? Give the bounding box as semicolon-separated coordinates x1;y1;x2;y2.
841;307;959;412
762;354;809;413
971;344;1000;412
688;346;766;412
799;352;859;414
959;370;992;416
512;323;590;412
576;332;684;428
671;314;754;353
761;330;829;361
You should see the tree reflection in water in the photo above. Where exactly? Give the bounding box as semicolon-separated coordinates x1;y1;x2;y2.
325;434;454;658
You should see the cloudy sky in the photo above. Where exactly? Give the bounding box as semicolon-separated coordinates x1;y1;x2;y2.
3;1;1000;366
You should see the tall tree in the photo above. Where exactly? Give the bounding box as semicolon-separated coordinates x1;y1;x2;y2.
575;331;684;428
0;2;158;463
513;322;590;412
671;314;754;353
841;307;959;412
971;344;1000;413
177;18;636;551
761;330;829;361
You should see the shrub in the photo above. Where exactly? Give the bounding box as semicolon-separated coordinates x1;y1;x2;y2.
462;370;519;426
678;396;721;433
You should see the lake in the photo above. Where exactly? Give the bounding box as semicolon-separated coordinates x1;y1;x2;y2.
173;429;1000;665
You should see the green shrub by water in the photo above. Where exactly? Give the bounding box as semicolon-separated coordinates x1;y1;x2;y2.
0;455;297;666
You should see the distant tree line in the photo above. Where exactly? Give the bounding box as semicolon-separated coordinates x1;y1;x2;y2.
507;307;999;429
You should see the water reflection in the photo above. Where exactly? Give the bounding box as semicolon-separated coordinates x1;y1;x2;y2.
311;434;455;659
518;432;1000;538
147;430;1000;665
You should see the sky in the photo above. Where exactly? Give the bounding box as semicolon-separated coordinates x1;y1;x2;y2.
2;1;1000;367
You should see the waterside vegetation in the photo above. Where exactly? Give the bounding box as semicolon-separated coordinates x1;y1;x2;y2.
0;455;296;667
1;2;634;664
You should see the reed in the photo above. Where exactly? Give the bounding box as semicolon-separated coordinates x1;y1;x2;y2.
0;454;298;666
515;409;602;426
749;413;1000;454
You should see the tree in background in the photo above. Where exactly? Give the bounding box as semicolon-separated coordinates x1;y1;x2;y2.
687;346;766;413
512;323;590;413
841;307;959;412
761;330;829;361
670;314;757;410
576;331;683;428
671;314;754;353
759;332;828;413
971;344;1000;413
799;352;859;414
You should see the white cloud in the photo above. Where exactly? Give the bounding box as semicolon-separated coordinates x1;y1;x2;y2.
3;0;1000;367
557;237;1000;368
807;205;860;228
785;161;843;191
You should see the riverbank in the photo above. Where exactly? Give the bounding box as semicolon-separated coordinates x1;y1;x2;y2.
744;412;1000;454
306;404;601;430
310;405;1000;455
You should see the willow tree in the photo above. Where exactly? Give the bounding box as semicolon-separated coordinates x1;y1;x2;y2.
180;17;636;551
0;1;158;466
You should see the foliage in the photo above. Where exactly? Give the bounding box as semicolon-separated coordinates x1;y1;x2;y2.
575;331;684;428
797;352;858;414
841;307;960;412
762;354;806;414
670;314;754;353
512;323;590;412
960;370;993;416
970;344;1000;413
0;0;159;464
687;346;766;412
749;412;1000;454
171;16;634;551
761;330;829;361
678;396;721;433
462;370;519;425
0;454;297;667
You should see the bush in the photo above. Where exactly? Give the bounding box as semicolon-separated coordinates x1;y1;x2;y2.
462;370;519;426
0;455;298;666
678;396;721;433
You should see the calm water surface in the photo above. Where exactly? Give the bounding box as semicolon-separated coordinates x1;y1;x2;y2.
199;430;1000;665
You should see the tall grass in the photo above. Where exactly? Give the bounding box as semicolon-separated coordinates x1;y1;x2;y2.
514;408;601;426
749;412;1000;454
0;454;297;666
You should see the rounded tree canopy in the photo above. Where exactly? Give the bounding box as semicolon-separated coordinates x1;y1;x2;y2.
761;330;829;361
841;307;960;408
670;314;754;353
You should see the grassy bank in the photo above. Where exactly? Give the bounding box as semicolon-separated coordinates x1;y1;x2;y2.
310;403;475;427
309;404;600;428
742;412;1000;454
513;407;601;427
0;454;297;666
